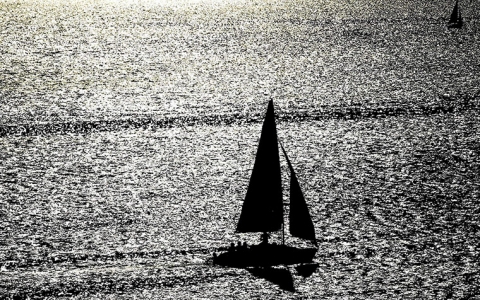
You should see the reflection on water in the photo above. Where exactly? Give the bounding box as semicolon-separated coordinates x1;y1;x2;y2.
295;263;318;278
248;267;295;292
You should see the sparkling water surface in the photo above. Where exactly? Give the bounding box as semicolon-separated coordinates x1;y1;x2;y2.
1;0;480;298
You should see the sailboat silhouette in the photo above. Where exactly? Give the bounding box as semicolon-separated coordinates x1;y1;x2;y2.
213;100;318;268
448;0;463;28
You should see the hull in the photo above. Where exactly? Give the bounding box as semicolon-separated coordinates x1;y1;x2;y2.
213;243;317;268
447;21;463;29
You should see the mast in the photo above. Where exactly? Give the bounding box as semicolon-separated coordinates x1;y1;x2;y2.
236;100;283;233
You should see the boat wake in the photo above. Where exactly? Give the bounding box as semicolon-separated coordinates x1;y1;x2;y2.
3;266;241;299
0;247;225;271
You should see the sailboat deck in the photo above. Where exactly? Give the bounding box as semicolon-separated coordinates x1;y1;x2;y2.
214;243;317;268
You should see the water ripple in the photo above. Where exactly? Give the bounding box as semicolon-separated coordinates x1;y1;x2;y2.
1;93;478;137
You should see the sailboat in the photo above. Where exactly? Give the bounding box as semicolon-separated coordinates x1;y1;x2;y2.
448;0;463;28
213;100;318;268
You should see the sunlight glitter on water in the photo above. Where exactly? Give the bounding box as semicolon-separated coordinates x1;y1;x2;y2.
1;0;479;125
2;111;479;297
1;0;480;298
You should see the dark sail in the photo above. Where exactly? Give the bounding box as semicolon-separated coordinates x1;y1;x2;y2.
447;0;463;28
236;100;283;233
449;0;459;23
280;144;316;243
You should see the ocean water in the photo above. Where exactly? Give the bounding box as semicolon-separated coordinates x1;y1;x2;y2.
1;0;480;298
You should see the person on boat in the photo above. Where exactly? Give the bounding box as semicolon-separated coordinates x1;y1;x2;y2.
260;232;270;245
237;241;242;249
228;242;235;252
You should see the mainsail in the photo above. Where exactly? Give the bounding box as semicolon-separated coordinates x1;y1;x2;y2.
236;100;283;233
448;0;463;27
280;144;317;244
449;0;460;24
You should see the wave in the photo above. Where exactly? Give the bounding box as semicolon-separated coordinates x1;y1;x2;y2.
1;94;478;137
4;263;239;299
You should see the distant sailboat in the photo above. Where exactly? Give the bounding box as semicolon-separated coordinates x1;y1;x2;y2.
448;0;463;28
213;100;317;268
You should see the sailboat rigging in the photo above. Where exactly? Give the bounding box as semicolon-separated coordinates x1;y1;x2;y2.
213;100;317;268
448;0;463;28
